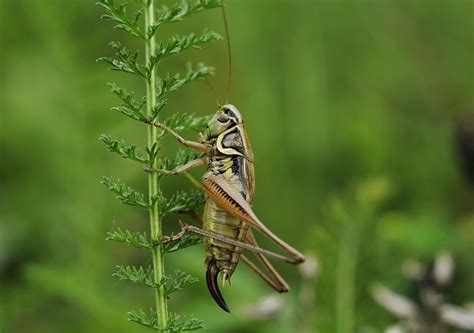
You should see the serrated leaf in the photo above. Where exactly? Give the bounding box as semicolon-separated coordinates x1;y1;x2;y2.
154;0;221;26
98;41;146;77
159;149;205;173
164;270;199;295
157;63;214;98
146;31;221;74
128;309;205;332
101;176;152;209
100;134;148;163
159;190;205;216
97;0;146;39
146;142;161;167
106;228;153;250
148;0;221;39
114;265;198;294
114;265;157;287
163;232;203;254
162;113;211;133
108;83;147;121
151;99;168;121
128;308;158;329
167;312;206;332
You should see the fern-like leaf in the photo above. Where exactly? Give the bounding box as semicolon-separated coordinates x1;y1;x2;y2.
162;113;211;133
147;0;221;38
114;265;157;287
146;31;221;75
106;228;153;250
98;42;146;77
109;83;147;121
100;134;148;163
167;312;206;332
128;309;205;332
159;149;205;173
101;176;151;209
159;190;206;216
157;63;214;98
163;233;203;254
164;270;199;295
128;308;158;329
98;0;146;39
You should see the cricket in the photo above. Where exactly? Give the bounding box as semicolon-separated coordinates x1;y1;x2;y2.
145;2;305;313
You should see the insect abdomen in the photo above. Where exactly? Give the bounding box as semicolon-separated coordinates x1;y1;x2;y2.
203;198;249;276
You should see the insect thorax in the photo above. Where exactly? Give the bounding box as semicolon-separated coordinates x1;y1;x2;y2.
206;125;253;201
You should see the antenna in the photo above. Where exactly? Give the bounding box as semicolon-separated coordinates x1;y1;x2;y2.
204;77;221;107
221;0;232;104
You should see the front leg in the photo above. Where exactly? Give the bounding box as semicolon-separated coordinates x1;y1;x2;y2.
146;119;211;154
145;157;208;177
146;157;208;176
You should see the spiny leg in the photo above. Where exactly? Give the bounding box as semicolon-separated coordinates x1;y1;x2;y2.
174;211;289;292
241;230;290;292
145;157;208;175
169;221;300;264
146;120;211;153
240;254;288;292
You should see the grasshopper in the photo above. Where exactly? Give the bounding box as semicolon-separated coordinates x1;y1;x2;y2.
147;105;305;312
146;3;305;313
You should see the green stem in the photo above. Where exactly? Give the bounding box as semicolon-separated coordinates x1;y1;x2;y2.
335;220;358;333
145;0;169;330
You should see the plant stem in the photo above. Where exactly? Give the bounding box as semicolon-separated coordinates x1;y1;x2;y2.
145;0;169;330
335;220;358;333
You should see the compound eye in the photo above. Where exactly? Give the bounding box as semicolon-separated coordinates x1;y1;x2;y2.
217;112;229;123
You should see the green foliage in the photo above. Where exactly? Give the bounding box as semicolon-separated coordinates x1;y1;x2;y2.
128;308;160;330
105;225;204;262
114;265;157;288
162;113;211;133
157;63;215;98
109;83;148;121
155;0;221;27
146;143;161;168
4;1;472;332
159;190;205;216
113;266;198;292
128;309;205;332
98;0;146;39
98;0;222;42
163;270;199;295
101;176;152;209
100;134;148;163
98;41;147;77
106;228;153;250
160;149;205;172
166;313;206;332
98;0;221;330
148;31;222;73
163;233;203;254
313;178;397;333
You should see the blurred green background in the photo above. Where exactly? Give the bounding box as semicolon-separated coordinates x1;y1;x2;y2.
1;0;473;332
